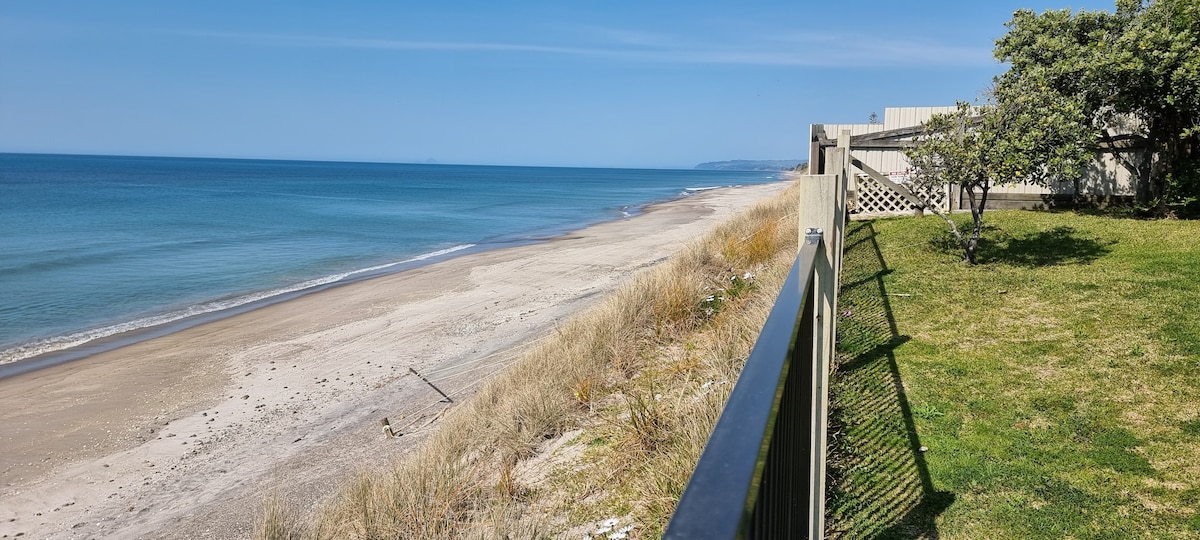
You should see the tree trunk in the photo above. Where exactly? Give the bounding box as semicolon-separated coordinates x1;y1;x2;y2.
1139;124;1165;213
1135;121;1158;206
1137;145;1153;205
1162;134;1179;217
963;185;984;265
925;186;970;263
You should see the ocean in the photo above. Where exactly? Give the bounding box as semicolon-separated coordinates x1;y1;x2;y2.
0;153;784;369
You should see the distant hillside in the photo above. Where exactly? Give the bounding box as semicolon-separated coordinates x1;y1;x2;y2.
694;159;806;171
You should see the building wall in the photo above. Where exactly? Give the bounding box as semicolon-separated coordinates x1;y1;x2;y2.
814;107;954;195
882;106;957;131
811;106;1140;211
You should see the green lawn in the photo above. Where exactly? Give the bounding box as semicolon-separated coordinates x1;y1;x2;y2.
827;210;1200;539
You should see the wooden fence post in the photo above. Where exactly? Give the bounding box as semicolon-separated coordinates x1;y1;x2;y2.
809;124;825;174
835;131;850;273
798;168;842;539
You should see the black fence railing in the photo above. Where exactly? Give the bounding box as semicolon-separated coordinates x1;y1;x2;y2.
664;231;825;539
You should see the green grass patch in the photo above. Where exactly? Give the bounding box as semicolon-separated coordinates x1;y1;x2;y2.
828;210;1200;539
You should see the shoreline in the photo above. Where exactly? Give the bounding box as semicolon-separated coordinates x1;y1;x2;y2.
0;181;789;539
0;182;773;378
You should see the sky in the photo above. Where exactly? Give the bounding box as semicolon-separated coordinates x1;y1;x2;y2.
0;1;1119;169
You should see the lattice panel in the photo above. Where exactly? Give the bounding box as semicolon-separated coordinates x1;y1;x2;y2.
852;174;948;215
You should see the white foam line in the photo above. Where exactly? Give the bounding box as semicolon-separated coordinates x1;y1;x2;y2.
0;244;476;365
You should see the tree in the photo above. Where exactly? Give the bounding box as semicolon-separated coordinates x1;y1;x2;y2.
995;0;1200;215
904;91;1093;264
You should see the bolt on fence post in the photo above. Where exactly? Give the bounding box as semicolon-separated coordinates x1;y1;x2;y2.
797;170;840;539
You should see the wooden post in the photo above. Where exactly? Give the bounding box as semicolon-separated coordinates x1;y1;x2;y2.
798;171;840;540
829;141;850;538
836;129;851;154
834;133;850;278
381;417;397;438
409;367;453;403
809;124;824;174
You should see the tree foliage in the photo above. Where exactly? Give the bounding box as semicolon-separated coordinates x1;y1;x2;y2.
905;90;1092;264
995;0;1200;215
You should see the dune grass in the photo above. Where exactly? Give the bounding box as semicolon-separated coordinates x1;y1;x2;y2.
828;210;1200;538
256;182;802;539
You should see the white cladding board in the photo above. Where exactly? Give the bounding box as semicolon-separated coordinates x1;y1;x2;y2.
883;106;956;131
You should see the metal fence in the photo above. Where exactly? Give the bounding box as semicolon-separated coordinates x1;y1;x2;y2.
665;148;850;539
664;231;823;538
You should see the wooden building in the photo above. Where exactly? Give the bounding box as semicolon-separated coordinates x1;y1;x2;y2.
811;107;1139;215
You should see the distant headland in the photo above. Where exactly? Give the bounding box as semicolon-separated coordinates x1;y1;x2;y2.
694;159;807;171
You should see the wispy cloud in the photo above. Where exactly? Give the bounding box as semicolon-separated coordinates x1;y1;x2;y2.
167;28;994;68
768;31;994;67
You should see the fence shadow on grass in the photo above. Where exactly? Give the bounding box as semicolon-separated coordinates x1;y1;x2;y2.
827;221;954;539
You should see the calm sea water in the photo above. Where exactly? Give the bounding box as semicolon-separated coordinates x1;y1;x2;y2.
0;153;782;365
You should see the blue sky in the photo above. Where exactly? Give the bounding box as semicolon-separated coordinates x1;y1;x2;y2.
1;1;1118;168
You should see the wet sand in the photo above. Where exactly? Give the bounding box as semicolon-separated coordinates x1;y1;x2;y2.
0;181;789;539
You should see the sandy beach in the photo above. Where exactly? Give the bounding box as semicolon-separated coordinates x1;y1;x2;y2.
0;181;789;539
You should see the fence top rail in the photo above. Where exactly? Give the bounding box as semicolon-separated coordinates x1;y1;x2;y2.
664;236;822;538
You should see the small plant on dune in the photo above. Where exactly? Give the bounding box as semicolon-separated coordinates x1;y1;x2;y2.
699;292;724;319
665;342;701;375
495;454;522;502
700;270;759;319
647;268;707;335
726;270;756;298
621;388;670;454
573;376;596;409
607;337;642;378
254;494;304;540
